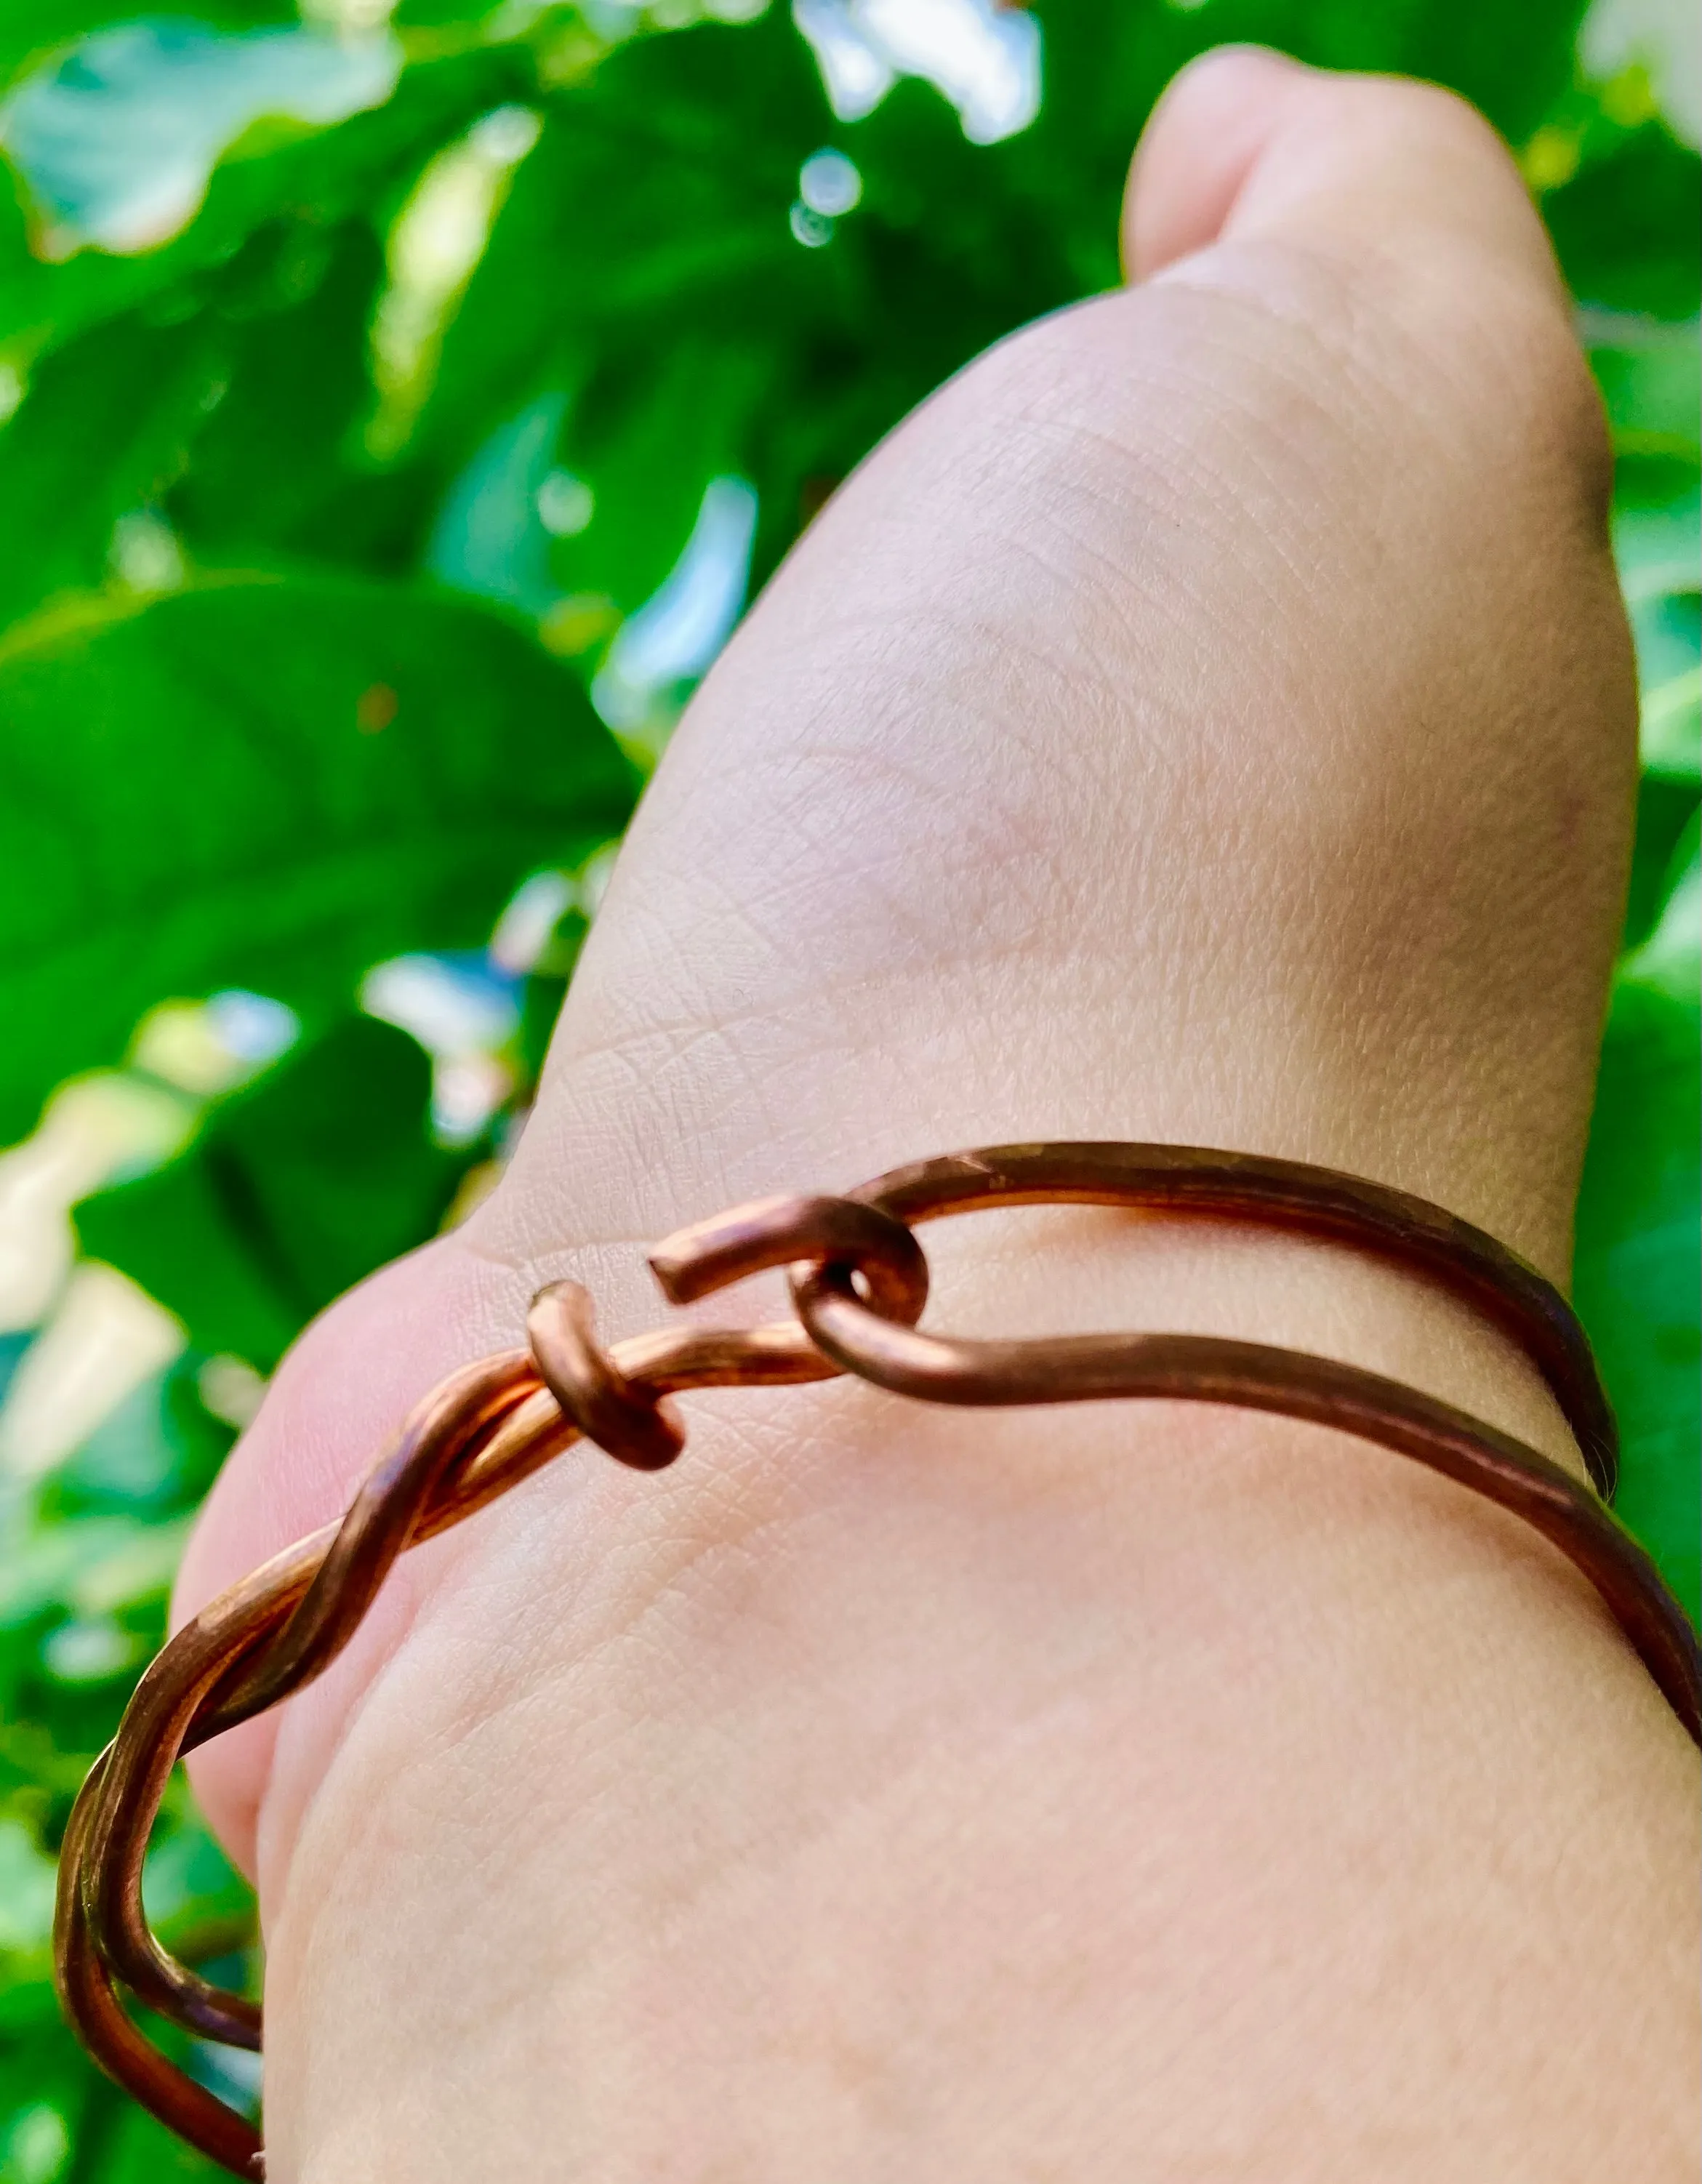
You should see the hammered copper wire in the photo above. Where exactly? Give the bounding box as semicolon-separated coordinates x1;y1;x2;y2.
851;1143;1621;1498
52;1141;1702;2178
528;1284;687;1470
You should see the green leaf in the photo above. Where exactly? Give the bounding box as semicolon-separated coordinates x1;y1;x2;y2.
0;41;535;361
1575;830;1701;1622
1;20;400;266
166;220;408;571
0;577;635;1140
421;15;1076;604
1545;121;1702;319
75;1016;465;1368
553;337;777;616
46;1360;234;1525
0;308;225;628
419;19;825;464
1591;321;1702;462
0;2080;75;2184
1642;665;1702;782
0;1818;56;1954
1623;773;1701;948
0;1514;187;1630
0;1;295;95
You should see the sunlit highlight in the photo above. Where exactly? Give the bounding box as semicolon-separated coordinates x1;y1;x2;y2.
366;107;545;460
793;0;1040;142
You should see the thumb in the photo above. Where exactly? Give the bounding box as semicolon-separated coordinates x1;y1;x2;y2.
1123;46;1563;297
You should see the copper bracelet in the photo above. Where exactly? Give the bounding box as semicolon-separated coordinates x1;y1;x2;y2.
52;1141;1702;2177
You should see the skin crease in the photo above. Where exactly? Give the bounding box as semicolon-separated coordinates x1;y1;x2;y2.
170;48;1698;2184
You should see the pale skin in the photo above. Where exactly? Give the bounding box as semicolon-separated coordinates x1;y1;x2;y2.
174;48;1698;2183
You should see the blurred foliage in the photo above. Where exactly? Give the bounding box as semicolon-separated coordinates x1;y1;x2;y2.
0;0;1694;2175
76;1017;467;1370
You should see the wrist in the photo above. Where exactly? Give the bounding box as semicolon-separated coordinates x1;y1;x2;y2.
246;1189;1686;2183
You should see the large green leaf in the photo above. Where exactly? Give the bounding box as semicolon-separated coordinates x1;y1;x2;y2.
76;1016;465;1368
0;577;635;1139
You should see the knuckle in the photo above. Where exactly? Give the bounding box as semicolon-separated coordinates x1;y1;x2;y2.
1427;268;1613;525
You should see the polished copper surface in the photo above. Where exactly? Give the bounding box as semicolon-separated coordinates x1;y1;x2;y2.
52;1141;1702;2177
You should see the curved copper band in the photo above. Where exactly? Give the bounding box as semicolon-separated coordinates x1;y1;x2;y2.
51;1142;1698;2178
795;1275;1699;1739
529;1282;686;1470
851;1143;1621;1499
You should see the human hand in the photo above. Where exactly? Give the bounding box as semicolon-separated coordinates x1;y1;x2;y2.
177;48;1696;2183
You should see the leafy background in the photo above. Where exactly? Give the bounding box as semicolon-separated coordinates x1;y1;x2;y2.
0;0;1695;2175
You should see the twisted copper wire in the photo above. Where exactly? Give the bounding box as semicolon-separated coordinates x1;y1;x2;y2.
52;1143;1702;2178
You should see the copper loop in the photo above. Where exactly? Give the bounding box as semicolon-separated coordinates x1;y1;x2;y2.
51;1141;1701;2179
528;1281;686;1469
649;1191;929;1324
